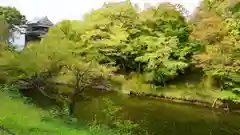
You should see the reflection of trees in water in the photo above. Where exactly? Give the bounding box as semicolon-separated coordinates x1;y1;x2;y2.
219;118;240;135
92;94;240;135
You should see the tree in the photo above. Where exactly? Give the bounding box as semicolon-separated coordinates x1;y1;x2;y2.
1;0;239;116
0;28;115;115
50;2;201;87
0;6;26;25
0;16;9;51
0;6;26;50
80;1;139;72
130;2;201;85
191;0;240;94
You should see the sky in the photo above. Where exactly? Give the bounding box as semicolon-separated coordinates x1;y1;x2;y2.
0;0;201;23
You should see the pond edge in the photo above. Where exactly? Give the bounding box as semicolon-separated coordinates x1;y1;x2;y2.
124;91;239;112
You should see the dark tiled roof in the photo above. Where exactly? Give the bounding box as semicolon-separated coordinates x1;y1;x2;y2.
27;16;54;27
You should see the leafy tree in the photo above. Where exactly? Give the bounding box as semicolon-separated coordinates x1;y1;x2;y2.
191;0;240;94
132;3;200;85
0;30;115;114
0;16;9;42
0;6;26;50
1;0;239;115
47;2;201;87
0;6;26;25
81;1;139;71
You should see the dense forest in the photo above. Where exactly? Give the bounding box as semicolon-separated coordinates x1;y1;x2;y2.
0;0;239;134
0;0;240;110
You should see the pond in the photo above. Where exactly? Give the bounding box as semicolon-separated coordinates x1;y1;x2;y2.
74;91;240;135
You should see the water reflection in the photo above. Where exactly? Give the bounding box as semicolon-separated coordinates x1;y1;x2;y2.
75;91;240;135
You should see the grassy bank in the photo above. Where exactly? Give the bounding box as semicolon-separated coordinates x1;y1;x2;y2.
121;75;240;108
0;90;116;135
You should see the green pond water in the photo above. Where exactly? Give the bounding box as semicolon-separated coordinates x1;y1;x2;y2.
74;91;240;135
25;90;240;135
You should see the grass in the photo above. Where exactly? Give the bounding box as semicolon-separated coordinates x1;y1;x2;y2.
157;85;226;103
0;90;116;135
157;84;240;103
120;75;240;104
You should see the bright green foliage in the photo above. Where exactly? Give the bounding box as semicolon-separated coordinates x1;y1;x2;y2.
59;2;198;85
133;3;200;84
0;6;26;25
0;16;9;42
139;3;191;42
0;22;117;114
0;6;25;52
0;89;124;135
80;2;139;70
45;0;239;96
2;1;240;135
192;0;240;94
0;0;239;108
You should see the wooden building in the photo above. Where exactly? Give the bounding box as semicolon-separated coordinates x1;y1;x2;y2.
25;16;53;45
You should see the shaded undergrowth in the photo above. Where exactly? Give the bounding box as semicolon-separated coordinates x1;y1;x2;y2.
0;86;142;135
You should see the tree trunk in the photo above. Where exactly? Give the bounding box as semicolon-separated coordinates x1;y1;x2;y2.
69;90;77;116
69;87;78;116
69;69;80;116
